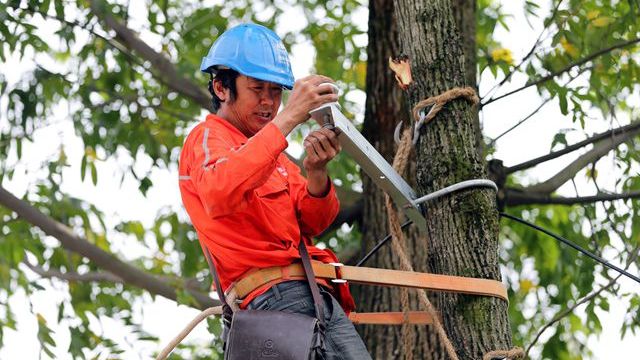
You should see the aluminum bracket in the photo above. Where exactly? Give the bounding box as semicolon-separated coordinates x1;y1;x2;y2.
310;103;426;232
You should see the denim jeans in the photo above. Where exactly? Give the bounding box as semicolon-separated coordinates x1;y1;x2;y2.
246;280;372;360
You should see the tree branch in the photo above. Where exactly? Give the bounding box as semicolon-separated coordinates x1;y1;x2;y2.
24;261;124;283
24;7;145;69
88;0;212;111
522;123;640;194
24;6;210;115
482;37;640;107
507;121;640;174
0;186;218;310
504;189;640;206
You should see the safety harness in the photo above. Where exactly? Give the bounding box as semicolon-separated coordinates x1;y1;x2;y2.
223;260;508;325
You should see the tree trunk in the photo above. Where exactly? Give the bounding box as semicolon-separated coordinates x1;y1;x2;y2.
357;0;437;358
450;0;484;156
357;0;512;359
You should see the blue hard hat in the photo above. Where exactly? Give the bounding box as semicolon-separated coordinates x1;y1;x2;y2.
201;23;295;90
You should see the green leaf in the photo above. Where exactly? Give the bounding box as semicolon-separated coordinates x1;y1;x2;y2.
39;0;52;13
139;177;153;196
551;133;567;150
15;138;21;159
90;162;98;185
559;92;568;115
36;313;56;358
80;154;87;182
207;317;223;336
53;0;64;19
176;288;198;308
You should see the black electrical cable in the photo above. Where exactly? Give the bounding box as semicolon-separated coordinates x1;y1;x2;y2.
500;212;640;285
355;220;413;267
356;212;640;286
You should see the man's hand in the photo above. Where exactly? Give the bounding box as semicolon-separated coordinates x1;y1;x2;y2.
303;127;341;171
273;75;338;136
303;127;341;197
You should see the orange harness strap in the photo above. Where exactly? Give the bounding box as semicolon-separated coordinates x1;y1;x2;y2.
348;311;433;325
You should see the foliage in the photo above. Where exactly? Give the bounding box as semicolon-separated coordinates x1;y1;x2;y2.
482;0;640;357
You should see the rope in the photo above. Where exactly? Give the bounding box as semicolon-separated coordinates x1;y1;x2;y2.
385;184;459;359
386;125;459;360
384;87;490;360
483;347;525;360
156;306;223;360
411;87;479;138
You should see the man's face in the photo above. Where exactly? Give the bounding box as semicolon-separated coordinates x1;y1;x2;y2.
218;75;283;137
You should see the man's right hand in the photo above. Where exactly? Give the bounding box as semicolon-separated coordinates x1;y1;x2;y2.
273;75;339;136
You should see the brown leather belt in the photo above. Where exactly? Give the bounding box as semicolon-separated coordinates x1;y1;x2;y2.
225;261;508;324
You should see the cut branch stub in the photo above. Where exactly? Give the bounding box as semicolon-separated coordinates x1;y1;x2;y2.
389;55;413;90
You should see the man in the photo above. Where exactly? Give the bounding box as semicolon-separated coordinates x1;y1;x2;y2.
178;23;371;359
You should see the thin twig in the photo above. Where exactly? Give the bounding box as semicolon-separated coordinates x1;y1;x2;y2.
24;4;211;111
24;6;145;68
489;98;552;147
482;0;565;100
505;189;640;206
488;66;589;147
482;37;640;108
25;261;124;283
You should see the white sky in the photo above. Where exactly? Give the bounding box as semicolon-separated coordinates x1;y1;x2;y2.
0;0;638;359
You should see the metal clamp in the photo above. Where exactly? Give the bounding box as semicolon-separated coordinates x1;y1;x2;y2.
329;262;347;284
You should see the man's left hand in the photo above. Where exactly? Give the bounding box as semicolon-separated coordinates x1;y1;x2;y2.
303;127;341;197
303;127;341;172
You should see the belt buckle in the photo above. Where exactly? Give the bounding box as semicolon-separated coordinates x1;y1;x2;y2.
329;262;347;284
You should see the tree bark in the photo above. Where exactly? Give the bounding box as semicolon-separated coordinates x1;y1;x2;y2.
451;0;484;156
392;0;512;358
451;0;476;88
357;0;435;358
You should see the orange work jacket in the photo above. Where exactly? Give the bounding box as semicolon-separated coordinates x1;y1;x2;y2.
178;114;355;313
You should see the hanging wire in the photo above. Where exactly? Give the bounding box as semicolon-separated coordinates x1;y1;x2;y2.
500;212;640;285
356;220;412;267
357;212;640;286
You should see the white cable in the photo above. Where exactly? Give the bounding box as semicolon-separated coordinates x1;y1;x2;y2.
412;179;498;206
156;306;223;360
